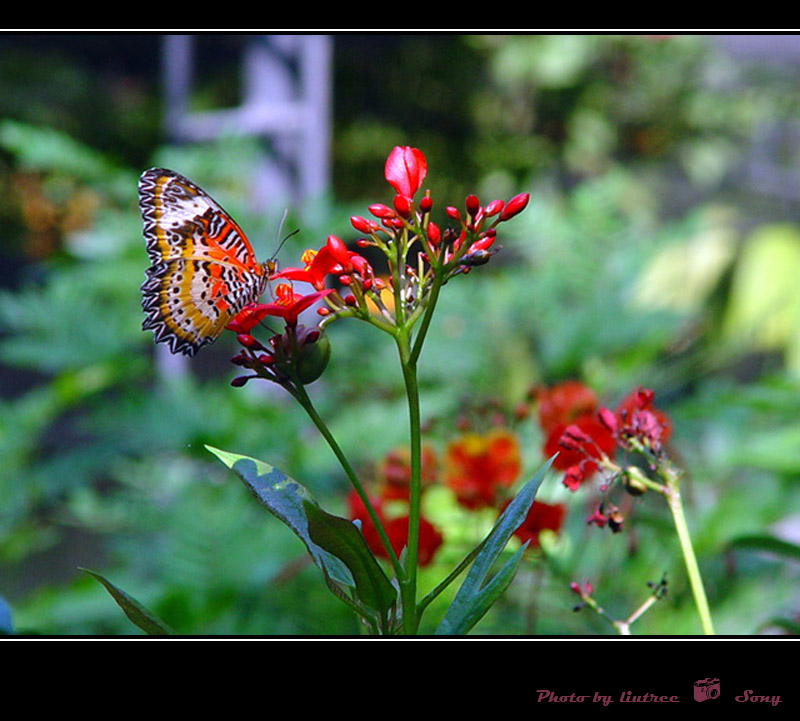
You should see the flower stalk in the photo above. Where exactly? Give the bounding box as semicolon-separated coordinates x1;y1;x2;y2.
658;462;715;636
220;145;530;634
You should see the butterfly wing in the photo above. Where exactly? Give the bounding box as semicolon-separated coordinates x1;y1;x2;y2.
139;168;269;356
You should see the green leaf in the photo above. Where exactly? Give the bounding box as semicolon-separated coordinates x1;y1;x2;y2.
435;458;552;635
206;445;396;625
727;533;800;562
81;568;174;635
304;500;396;623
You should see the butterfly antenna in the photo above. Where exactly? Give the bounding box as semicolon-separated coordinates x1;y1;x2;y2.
272;209;300;260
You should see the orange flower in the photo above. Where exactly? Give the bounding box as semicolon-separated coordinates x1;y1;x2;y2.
444;429;521;510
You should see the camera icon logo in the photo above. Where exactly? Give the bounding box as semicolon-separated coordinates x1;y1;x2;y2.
694;678;721;702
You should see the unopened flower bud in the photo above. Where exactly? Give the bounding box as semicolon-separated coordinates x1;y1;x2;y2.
485;199;504;217
419;195;433;213
598;407;618;434
351;216;378;233
465;194;481;217
499;192;530;221
427;221;441;246
369;203;396;219
445;206;462;221
294;328;331;384
231;375;251;387
393;193;411;218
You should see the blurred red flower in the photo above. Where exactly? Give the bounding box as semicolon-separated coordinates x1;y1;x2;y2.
377;445;438;501
346;490;442;567
509;499;566;549
544;414;616;473
615;387;672;446
444;429;521;510
535;380;599;432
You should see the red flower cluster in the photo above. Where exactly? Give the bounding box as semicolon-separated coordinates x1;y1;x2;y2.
350;145;529;280
535;382;616;489
535;382;672;494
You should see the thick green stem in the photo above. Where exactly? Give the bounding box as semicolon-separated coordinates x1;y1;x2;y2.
292;383;405;583
662;469;715;635
396;331;422;635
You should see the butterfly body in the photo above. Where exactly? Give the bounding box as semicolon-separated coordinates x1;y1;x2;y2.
139;168;273;356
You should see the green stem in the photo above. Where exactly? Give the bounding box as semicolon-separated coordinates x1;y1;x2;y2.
410;264;444;366
396;330;422;635
291;382;405;583
662;467;715;635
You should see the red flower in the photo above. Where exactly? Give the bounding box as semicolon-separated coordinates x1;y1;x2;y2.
544;413;616;473
509;500;566;549
272;246;338;291
615;387;672;446
444;429;521;510
227;286;334;331
384;146;427;199
384;515;443;566
535;381;599;432
346;490;443;567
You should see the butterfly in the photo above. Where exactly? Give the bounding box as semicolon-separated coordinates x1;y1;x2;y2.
139;168;277;357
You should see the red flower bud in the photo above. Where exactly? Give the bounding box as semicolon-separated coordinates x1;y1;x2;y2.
560;423;592;450
485;199;504;217
427;221;441;246
384;146;427;199
563;464;586;492
393;193;411;218
499;192;530;221
445;206;462;221
351;216;378;233
598;407;618;434
368;203;396;219
465;194;481;217
419;195;433;213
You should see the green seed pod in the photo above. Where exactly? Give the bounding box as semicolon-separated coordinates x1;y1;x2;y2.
622;466;649;496
294;327;331;385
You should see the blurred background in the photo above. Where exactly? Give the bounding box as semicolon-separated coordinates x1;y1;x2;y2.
2;33;800;636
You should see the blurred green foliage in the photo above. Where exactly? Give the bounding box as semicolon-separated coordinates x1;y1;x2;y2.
2;34;800;636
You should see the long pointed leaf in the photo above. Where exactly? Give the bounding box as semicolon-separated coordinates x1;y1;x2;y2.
436;458;552;635
81;568;174;635
304;501;396;622
207;445;396;622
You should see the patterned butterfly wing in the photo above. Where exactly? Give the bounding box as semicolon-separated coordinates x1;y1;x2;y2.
139;168;269;356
